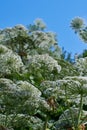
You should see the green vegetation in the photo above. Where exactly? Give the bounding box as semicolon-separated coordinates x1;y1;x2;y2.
0;18;87;130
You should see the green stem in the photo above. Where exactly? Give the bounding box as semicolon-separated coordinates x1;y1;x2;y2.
65;85;75;127
5;113;8;127
76;94;83;129
43;116;48;130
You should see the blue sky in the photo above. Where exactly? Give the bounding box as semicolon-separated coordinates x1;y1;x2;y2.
0;0;87;56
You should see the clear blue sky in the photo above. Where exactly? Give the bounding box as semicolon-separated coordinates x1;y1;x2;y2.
0;0;87;56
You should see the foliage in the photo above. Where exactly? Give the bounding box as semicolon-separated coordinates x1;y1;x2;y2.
0;19;87;130
61;47;74;63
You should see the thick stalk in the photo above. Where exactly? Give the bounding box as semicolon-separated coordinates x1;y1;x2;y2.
43;116;48;130
76;94;83;129
65;85;75;127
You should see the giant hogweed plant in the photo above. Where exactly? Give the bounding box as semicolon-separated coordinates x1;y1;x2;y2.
60;77;87;130
40;76;87;130
0;18;87;130
0;19;62;130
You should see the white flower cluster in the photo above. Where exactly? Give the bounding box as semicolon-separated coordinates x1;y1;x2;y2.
13;114;43;130
75;57;87;76
0;45;24;76
0;114;44;130
16;81;50;113
0;114;11;126
0;25;27;43
34;18;46;30
27;115;44;130
40;76;87;104
14;24;27;31
40;80;65;98
16;81;39;112
0;78;17;91
27;54;61;73
30;31;57;50
64;76;87;104
0;44;9;53
16;80;41;97
0;78;50;115
64;76;87;83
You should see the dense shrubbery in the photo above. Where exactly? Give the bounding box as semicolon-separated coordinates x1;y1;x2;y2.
0;18;87;130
